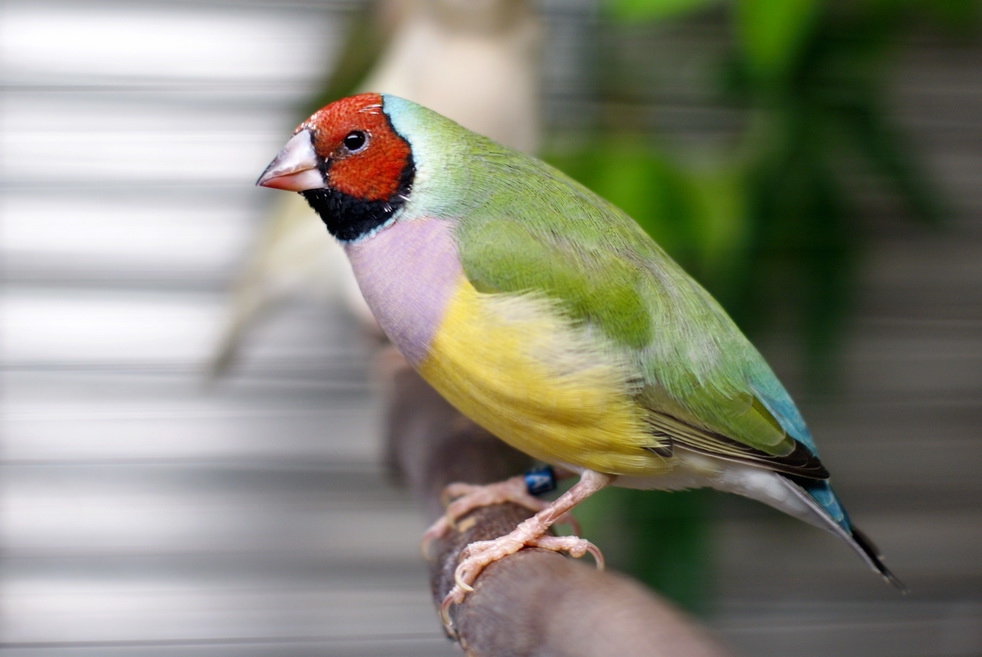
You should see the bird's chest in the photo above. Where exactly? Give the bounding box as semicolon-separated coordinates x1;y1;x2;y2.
344;217;463;366
345;218;657;475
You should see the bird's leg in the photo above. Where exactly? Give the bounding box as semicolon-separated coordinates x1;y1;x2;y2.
421;470;580;555
439;470;613;628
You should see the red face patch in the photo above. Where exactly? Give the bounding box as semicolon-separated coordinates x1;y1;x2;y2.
300;93;412;203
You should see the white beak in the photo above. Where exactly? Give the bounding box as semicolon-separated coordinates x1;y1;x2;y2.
256;129;325;191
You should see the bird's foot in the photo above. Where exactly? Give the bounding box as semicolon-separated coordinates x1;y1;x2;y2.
438;516;604;630
421;475;579;557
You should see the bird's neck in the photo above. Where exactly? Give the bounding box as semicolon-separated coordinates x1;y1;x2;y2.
344;217;462;365
301;152;415;242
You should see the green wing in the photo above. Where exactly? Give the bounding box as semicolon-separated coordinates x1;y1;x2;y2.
452;146;825;477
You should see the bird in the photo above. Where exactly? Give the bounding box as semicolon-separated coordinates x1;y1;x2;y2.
256;92;905;618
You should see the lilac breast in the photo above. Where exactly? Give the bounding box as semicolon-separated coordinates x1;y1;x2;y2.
344;218;462;365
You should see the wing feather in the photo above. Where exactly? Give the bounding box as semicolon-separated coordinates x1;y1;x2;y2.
451;144;825;475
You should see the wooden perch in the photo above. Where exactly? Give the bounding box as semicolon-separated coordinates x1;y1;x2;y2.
380;348;732;657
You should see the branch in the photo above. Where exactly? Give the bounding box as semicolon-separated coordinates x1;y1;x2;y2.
380;349;732;657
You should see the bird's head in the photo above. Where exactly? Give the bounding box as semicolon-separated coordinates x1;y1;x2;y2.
257;93;415;242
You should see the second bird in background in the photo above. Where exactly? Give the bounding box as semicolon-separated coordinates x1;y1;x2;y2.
211;0;541;374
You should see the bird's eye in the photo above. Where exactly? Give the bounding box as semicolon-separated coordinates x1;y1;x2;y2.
343;130;368;153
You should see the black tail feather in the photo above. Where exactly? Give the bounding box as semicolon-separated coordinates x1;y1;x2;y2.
850;525;909;593
780;477;907;593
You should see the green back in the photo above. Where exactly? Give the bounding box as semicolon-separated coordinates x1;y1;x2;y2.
385;95;810;460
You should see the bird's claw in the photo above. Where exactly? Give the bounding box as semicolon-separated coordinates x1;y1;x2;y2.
439;532;605;635
439;585;466;631
421;476;581;560
533;534;605;569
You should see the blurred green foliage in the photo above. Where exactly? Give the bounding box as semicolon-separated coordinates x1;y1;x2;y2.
552;0;978;614
609;0;719;21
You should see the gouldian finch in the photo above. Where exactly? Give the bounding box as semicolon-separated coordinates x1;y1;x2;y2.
257;93;904;613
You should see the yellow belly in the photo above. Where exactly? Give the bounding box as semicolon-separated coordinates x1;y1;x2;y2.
417;275;670;476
